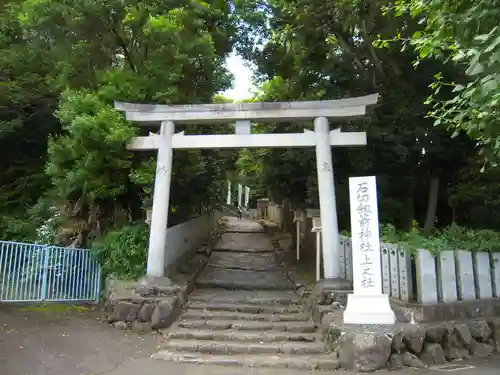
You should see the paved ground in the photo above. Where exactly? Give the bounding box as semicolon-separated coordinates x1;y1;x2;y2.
1;304;500;375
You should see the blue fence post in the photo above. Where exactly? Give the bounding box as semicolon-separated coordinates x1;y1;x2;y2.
40;246;50;301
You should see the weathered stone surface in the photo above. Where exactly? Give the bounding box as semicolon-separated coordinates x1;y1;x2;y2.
387;353;404;370
167;329;317;343
208;251;277;271
188;289;300;305
470;339;494;357
196;267;294;290
151;297;178;329
224;217;264;233
487;317;500;352
152;351;340;370
391;330;405;353
214;233;273;252
337;332;392;372
320;312;343;341
402;326;426;354
135;283;179;297
131;321;152;333
113;321;129;330
419;342;446;366
112;301;141;322
442;329;471;361
180;310;309;322
467;320;491;342
403;351;427;368
138;303;154;322
454;323;473;346
425;323;450;343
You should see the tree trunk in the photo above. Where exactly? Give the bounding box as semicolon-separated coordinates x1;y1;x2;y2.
423;176;440;234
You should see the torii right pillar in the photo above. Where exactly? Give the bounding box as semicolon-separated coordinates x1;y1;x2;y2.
314;117;352;291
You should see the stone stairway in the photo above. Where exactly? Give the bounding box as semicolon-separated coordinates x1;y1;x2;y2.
153;217;338;370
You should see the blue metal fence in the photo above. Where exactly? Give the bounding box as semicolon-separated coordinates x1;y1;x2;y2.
0;241;101;303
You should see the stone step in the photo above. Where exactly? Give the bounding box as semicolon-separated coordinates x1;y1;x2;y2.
195;268;294;290
207;252;278;271
176;319;316;333
152;350;340;370
188;289;300;305
166;328;318;343
180;310;310;322
187;301;303;314
163;339;325;355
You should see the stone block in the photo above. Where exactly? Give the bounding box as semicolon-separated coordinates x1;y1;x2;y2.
397;248;413;302
415;249;438;304
337;329;392;372
455;250;476;301
138;303;154;322
380;243;391;295
470;339;494;357
389;244;400;298
110;301;141;322
402;352;426;368
486;317;500;352
436;251;458;303
419;342;446;366
492;253;500;297
151;297;179;329
467;320;491;342
474;252;493;299
402;325;426;354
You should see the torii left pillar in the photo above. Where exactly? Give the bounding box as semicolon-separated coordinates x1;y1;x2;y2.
147;121;175;277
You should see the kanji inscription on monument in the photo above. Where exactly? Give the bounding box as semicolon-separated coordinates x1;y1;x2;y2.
349;176;382;295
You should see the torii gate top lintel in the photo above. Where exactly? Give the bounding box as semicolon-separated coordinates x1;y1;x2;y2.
114;93;379;125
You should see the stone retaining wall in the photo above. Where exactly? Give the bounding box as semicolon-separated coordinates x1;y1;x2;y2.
105;223;225;332
322;309;500;372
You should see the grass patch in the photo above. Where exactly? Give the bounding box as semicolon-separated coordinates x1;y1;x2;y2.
16;303;90;313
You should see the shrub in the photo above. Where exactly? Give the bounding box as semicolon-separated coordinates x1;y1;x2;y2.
92;223;149;280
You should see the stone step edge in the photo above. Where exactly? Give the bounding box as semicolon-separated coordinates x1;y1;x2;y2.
165;328;319;343
194;282;296;292
152;350;340;370
187;298;301;307
180;310;311;322
163;338;326;355
176;319;317;333
210;248;274;253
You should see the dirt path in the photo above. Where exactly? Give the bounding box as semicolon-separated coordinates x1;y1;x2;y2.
0;304;162;375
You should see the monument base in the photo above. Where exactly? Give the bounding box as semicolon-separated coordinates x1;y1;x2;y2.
343;293;396;325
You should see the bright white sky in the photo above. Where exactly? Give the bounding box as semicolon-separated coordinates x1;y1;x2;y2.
223;53;255;101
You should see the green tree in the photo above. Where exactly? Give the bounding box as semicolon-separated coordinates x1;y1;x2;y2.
0;0;240;247
234;0;475;231
383;0;500;164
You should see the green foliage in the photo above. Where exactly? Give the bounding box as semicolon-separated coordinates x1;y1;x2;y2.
0;0;240;248
92;223;149;280
234;0;477;232
382;0;500;164
0;216;38;243
345;223;500;255
47;90;136;203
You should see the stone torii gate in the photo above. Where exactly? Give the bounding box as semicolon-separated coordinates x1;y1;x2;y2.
115;94;378;281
